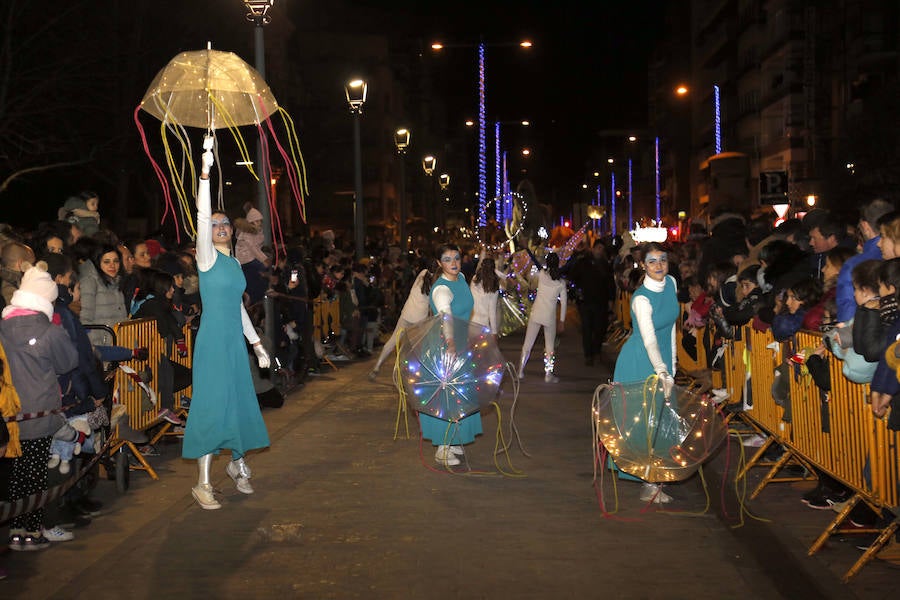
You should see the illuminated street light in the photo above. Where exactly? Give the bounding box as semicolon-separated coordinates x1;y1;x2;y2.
422;155;437;176
520;40;533;48
628;135;637;142
465;119;475;127
394;128;411;252
675;85;688;96
345;78;367;260
431;42;444;50
806;195;817;207
439;173;450;190
607;157;614;164
582;184;588;189
593;171;600;177
521;120;530;126
521;148;531;156
244;0;275;24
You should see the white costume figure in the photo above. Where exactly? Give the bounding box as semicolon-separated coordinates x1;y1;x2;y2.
368;268;431;380
517;252;567;382
470;256;505;334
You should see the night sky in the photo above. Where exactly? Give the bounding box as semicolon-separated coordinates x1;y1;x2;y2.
0;0;667;230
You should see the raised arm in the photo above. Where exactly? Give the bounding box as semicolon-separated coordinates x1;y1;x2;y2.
195;140;216;273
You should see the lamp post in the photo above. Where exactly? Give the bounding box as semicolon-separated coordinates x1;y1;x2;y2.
345;79;367;260
422;155;437;232
243;0;276;350
394;128;410;253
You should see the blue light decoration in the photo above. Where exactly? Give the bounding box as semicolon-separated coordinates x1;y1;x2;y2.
610;171;617;236
627;158;633;231
595;184;602;232
477;42;487;227
494;121;502;223
654;136;661;222
713;84;722;154
502;150;510;222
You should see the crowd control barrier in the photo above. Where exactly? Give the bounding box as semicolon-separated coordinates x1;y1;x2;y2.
613;293;899;580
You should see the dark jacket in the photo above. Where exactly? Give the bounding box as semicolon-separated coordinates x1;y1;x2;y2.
0;312;78;439
55;284;107;417
853;306;884;362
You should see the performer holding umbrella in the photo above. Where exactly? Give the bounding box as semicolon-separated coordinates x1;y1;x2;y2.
182;140;271;510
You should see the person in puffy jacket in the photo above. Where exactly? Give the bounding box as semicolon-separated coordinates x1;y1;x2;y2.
0;263;77;550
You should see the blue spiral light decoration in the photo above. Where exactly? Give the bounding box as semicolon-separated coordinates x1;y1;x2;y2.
714;84;722;154
477;42;487;227
495;121;502;223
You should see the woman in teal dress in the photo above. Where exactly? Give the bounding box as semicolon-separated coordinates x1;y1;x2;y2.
420;243;481;466
612;242;679;503
182;142;271;510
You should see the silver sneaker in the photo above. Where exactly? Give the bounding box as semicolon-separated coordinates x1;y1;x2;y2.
191;484;222;509
226;460;254;494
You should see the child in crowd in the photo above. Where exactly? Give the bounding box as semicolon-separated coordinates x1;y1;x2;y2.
868;259;900;418
60;192;101;237
0;263;78;550
771;278;823;341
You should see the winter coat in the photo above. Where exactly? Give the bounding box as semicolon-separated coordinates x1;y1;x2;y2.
772;309;807;342
826;321;877;384
55;284;107;417
0;312;78;439
853;306;885;362
79;261;127;345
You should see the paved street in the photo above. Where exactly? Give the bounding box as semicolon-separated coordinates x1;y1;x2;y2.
1;331;896;599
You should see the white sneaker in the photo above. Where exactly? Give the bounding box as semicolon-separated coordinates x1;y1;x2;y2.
192;484;222;509
226;461;254;494
47;454;60;469
639;483;673;504
449;445;464;456
544;372;559;383
42;526;74;542
59;460;71;475
741;433;767;447
434;445;461;466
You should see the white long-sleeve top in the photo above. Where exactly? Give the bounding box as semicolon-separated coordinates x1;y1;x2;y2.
528;270;567;326
631;274;677;375
399;269;431;323
195;178;260;345
470;269;504;333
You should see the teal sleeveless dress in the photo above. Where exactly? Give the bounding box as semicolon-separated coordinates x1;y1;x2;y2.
182;252;270;459
613;276;678;383
419;275;483;445
610;275;678;481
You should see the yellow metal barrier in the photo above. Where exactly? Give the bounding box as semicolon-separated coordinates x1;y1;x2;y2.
312;296;341;343
108;319;195;481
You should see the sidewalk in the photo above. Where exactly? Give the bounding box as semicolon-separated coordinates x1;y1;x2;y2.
1;330;896;599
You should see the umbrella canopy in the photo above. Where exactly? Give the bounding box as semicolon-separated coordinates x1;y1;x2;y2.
594;379;727;482
140;49;278;129
399;315;505;421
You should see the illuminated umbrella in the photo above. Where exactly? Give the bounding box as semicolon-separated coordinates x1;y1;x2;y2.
134;47;307;242
593;378;727;483
399;315;505;421
140;48;279;128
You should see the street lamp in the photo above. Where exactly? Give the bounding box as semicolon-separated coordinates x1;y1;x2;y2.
345;78;367;259
439;173;450;190
394;128;411;252
243;0;277;351
422;155;437;231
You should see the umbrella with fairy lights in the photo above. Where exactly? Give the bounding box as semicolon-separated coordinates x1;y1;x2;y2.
398;315;505;421
134;45;308;243
592;377;728;483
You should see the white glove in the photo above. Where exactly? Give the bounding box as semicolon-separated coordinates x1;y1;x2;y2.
253;344;270;369
201;150;214;177
658;371;675;400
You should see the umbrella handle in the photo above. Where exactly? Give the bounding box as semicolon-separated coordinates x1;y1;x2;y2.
203;134;214;150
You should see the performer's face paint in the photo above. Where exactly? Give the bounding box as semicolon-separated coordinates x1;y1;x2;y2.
438;251;461;279
642;251;667;282
211;213;233;244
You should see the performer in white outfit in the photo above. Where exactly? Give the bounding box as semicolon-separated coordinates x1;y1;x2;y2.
517;251;567;382
470;256;504;334
368;265;433;380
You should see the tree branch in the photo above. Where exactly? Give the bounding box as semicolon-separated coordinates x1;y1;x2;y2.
0;154;93;193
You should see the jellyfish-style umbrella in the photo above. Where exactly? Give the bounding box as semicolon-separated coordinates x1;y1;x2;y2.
498;289;528;337
134;47;307;243
593;378;728;483
398;315;505;422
